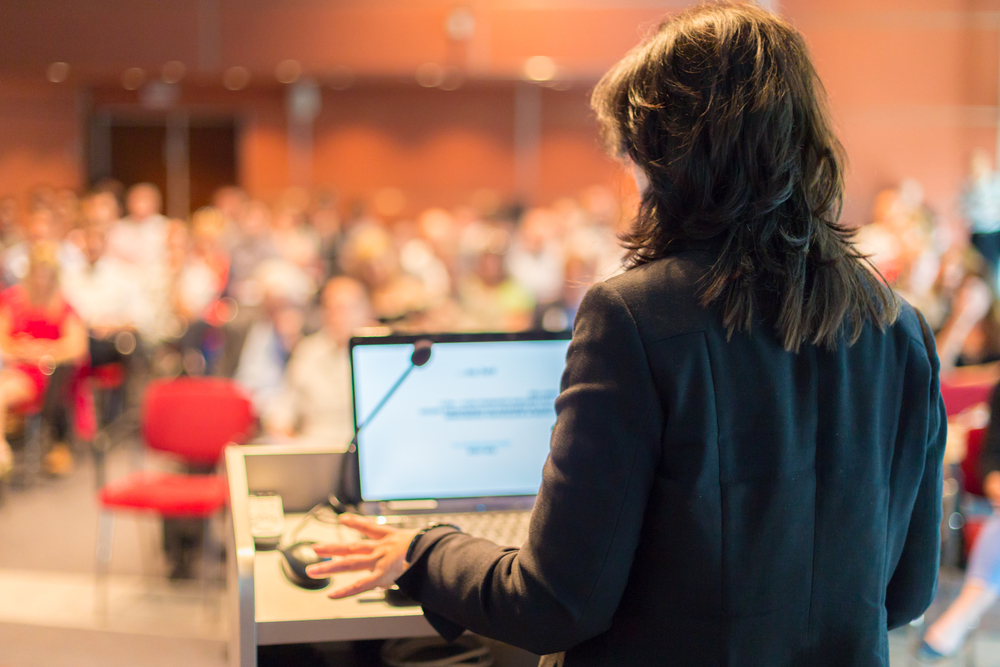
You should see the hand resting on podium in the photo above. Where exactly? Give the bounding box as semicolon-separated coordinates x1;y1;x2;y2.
306;513;418;599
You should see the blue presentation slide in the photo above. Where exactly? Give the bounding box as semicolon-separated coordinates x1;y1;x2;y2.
353;340;570;501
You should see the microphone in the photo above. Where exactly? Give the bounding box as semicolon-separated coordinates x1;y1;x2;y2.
333;339;433;509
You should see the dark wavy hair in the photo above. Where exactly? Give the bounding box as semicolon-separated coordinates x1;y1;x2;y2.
592;2;898;352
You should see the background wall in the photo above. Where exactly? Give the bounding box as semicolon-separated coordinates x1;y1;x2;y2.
0;0;997;224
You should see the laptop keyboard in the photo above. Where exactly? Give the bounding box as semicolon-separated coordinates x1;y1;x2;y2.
390;511;532;547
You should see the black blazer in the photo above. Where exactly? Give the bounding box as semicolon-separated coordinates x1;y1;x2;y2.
397;249;947;666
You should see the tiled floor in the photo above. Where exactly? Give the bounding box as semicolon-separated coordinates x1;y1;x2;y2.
1;443;998;667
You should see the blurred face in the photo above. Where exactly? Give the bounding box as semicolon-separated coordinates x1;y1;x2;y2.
83;226;106;264
126;185;161;220
242;201;271;236
27;209;55;244
213;187;247;222
322;279;371;345
27;262;58;300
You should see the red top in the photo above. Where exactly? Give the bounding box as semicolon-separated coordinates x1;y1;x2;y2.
2;285;75;340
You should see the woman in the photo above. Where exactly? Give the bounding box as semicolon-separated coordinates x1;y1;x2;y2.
307;5;945;665
0;241;88;476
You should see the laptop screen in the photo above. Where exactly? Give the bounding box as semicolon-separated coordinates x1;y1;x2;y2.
350;333;572;503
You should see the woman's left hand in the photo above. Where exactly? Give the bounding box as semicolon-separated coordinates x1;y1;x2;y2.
306;513;418;599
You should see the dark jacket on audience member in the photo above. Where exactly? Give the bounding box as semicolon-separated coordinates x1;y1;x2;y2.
397;248;947;667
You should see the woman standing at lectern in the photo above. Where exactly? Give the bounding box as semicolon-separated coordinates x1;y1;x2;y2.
307;4;946;665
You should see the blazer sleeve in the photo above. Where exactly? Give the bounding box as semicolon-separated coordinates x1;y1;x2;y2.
395;281;665;655
884;313;948;630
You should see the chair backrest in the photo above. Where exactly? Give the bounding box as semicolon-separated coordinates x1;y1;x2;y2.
939;379;995;417
962;426;986;497
141;377;255;466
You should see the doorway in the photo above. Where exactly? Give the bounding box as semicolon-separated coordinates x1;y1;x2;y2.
89;114;238;218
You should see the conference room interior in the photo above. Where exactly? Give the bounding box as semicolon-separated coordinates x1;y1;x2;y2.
1;1;1000;666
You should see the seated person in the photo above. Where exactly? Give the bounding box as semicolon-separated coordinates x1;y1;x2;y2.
234;280;306;416
0;242;88;476
62;223;150;368
3;207;86;288
920;386;1000;660
264;277;373;445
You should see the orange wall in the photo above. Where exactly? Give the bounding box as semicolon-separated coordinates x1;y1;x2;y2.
783;0;1000;225
0;80;82;203
0;1;998;225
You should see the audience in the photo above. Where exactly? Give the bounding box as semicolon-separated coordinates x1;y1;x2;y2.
264;277;373;445
0;242;88;476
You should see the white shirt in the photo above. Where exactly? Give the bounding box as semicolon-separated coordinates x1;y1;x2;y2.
61;256;152;331
3;240;86;286
265;330;354;448
106;214;168;268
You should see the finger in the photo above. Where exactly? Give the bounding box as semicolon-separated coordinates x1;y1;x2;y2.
312;542;377;557
306;553;381;578
327;572;390;599
338;513;392;539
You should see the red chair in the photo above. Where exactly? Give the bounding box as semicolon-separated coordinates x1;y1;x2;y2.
95;377;255;612
940;379;995;417
960;427;990;560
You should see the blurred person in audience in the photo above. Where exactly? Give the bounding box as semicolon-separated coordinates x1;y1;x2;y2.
53;188;82;239
962;148;1000;276
0;196;21;249
81;190;121;234
264;277;373;444
272;201;321;288
920;386;1000;660
506;207;566;308
227;200;278;307
935;262;1000;372
212;185;248;251
459;229;534;331
106;182;168;268
3;206;85;286
343;225;432;323
311;190;345;281
416;208;461;286
534;253;597;332
399;213;452;302
234;265;308;414
62;222;149;369
855;184;936;287
0;242;88;477
160;220;226;373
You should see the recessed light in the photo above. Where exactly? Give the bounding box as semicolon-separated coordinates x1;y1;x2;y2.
161;61;186;84
416;63;444;88
276;59;302;84
122;67;146;90
524;56;557;82
46;62;69;83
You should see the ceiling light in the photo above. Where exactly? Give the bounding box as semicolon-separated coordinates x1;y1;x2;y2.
416;63;445;88
276;59;302;84
46;62;69;83
122;67;146;90
161;61;186;84
524;56;557;82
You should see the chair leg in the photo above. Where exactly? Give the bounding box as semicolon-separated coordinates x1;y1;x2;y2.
95;511;116;617
23;415;42;486
201;516;214;615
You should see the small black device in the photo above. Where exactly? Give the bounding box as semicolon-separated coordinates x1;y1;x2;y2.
279;541;331;590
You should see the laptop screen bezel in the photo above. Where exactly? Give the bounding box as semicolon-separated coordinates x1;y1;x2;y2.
348;330;572;515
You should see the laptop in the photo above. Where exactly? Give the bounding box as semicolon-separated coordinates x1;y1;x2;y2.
348;331;572;544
